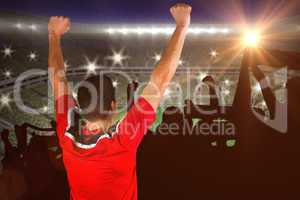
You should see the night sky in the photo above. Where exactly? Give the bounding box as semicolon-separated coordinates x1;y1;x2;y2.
1;0;300;23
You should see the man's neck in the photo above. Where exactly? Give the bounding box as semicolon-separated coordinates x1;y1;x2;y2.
85;116;115;133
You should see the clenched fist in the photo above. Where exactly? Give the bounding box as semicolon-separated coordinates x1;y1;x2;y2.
170;3;192;28
48;16;71;36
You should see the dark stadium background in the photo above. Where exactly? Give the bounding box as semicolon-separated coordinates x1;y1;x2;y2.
0;0;300;199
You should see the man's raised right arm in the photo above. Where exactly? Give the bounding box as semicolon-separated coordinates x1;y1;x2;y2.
141;4;192;111
48;16;71;101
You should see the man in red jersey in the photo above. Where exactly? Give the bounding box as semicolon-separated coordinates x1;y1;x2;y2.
48;3;191;200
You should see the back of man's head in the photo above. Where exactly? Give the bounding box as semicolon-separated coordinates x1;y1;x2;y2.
77;75;116;122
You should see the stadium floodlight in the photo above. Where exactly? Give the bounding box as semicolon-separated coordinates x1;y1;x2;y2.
42;106;48;112
107;50;129;66
120;28;129;35
179;59;184;65
3;70;12;78
85;59;99;74
28;52;38;61
207;27;217;34
220;28;230;34
223;89;230;95
153;53;162;62
224;79;230;85
29;24;37;31
104;27;231;36
106;28;115;34
2;47;14;58
243;30;261;47
113;53;123;63
209;50;218;58
112;80;119;88
15;23;23;29
0;94;11;107
136;27;145;35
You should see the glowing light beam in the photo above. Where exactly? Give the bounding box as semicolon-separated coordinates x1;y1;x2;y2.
243;30;261;47
105;27;232;36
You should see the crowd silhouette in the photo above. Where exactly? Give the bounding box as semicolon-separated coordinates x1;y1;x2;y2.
137;48;300;199
0;121;69;200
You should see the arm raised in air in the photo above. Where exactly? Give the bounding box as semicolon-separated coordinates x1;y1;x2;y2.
48;16;71;100
142;4;192;110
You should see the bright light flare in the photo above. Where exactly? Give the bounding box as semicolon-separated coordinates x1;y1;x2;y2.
223;89;230;95
106;28;115;34
113;54;123;63
15;23;23;29
29;24;37;31
224;79;230;85
107;50;129;66
179;59;184;65
112;80;119;88
28;51;38;61
153;53;161;62
2;47;14;58
0;94;11;108
209;50;218;58
105;27;231;36
42;106;48;112
243;30;261;47
85;59;99;74
3;70;12;78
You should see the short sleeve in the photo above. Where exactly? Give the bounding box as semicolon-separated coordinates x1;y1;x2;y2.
114;97;156;151
55;95;77;143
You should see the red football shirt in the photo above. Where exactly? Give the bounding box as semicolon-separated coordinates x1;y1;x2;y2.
55;95;156;200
